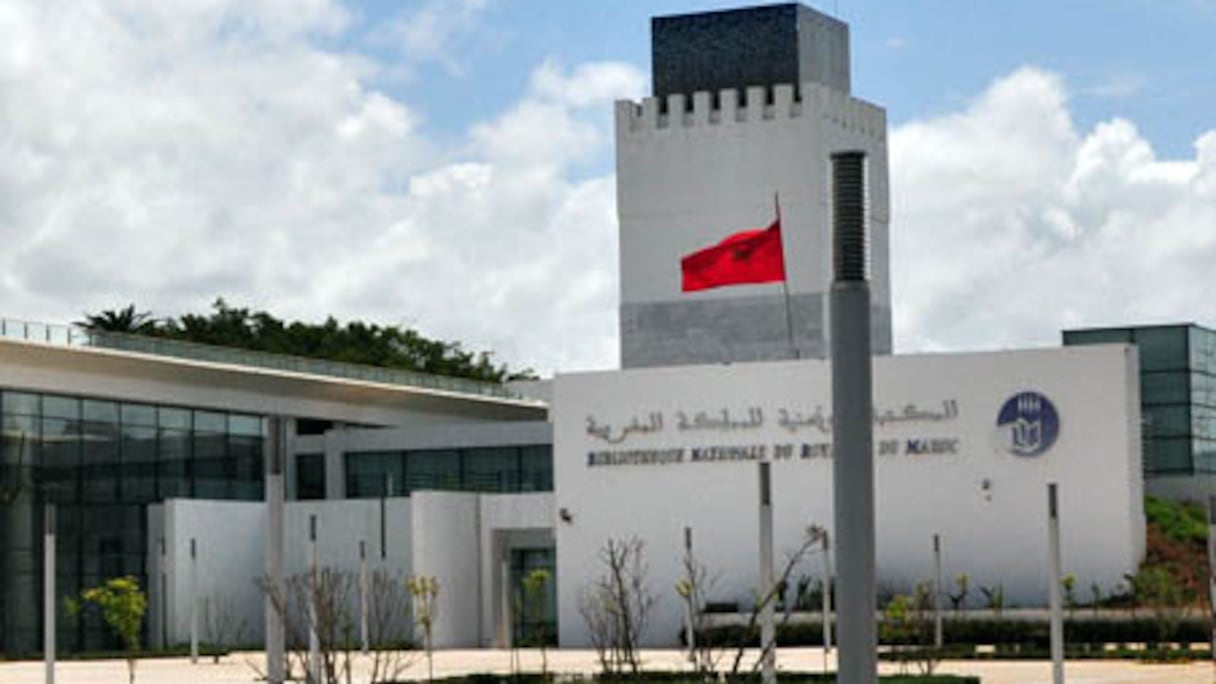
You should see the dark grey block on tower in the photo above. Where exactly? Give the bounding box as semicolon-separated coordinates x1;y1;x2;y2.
651;3;850;98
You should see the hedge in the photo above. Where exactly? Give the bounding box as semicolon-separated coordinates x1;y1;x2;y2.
694;616;1211;647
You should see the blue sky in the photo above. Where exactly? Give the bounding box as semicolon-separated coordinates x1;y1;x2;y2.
2;0;1215;374
353;1;1215;159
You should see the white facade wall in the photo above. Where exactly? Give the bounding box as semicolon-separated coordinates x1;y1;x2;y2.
154;497;413;648
410;491;553;648
553;345;1144;647
615;82;891;365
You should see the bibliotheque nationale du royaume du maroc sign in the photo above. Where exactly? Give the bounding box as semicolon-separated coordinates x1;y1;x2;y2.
583;400;963;468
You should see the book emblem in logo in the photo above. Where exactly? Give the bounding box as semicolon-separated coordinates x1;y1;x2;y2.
996;391;1059;457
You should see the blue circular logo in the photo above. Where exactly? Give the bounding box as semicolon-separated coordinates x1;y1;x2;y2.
996;391;1059;457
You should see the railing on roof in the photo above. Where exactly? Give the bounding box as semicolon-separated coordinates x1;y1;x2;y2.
0;317;526;401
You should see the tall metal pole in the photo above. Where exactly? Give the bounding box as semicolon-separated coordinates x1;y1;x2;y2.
159;537;167;650
822;530;833;654
265;417;286;684
830;150;876;684
43;504;55;684
190;538;198;664
501;557;513;651
758;462;776;684
308;514;321;684
933;534;943;649
1047;483;1064;684
360;538;369;655
684;526;696;657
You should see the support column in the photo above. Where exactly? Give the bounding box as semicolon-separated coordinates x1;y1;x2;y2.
830;150;876;684
758;462;775;684
822;530;833;654
189;538;198;664
265;417;286;684
43;504;55;684
933;534;943;649
308;514;321;684
360;538;369;655
1047;483;1064;684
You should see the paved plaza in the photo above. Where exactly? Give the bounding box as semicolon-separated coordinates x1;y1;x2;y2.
1;649;1213;684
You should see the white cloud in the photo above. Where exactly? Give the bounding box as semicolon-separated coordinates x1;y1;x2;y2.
369;0;493;77
1084;72;1146;100
6;0;1212;378
891;66;1216;353
0;0;641;375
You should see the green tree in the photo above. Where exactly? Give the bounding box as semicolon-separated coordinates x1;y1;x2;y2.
520;568;552;678
407;575;440;683
1061;574;1077;618
66;576;147;684
77;305;156;333
83;299;535;383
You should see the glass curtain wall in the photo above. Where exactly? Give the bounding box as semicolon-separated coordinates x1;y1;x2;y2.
0;389;264;654
343;445;553;499
1064;324;1216;476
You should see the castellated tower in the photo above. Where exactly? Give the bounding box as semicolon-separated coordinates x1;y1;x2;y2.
616;3;891;368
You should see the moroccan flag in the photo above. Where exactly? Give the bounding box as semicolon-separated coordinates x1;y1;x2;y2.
680;219;786;292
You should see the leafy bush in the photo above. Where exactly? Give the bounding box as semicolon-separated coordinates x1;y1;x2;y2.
1144;496;1208;545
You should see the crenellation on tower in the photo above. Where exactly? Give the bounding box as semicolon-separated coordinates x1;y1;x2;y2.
614;83;886;139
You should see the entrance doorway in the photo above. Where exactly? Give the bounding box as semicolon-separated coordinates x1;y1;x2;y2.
510;547;556;646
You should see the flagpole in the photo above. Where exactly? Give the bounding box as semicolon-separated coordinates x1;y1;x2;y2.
776;193;798;359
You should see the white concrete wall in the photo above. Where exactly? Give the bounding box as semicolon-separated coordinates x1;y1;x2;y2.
158;499;265;647
157;497;413;648
409;491;555;648
553;345;1144;647
410;492;481;648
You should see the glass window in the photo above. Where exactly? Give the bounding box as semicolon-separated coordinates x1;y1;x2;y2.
80;417;120;503
122;424;158;503
229;433;263;501
406;449;460;492
519;445;553;492
158;427;191;499
193;411;226;433
1144;405;1190;438
2;391;39;416
463;447;521;493
40;417;80;503
296;419;334;436
1141;372;1188;405
1134;327;1189;372
1190;327;1216;373
121;403;157;427
1192;373;1216;408
157;407;190;430
345;452;403;498
229;414;263;437
193;429;229;499
297;453;327;500
82;400;118;423
1063;328;1132;347
1194;439;1216;474
1146;437;1192;474
42;395;79;420
1191;405;1216;441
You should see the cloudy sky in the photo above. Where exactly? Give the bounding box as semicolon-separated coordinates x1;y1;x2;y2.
2;1;1214;375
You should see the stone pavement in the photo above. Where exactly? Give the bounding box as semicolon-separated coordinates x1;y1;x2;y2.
1;648;1212;683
